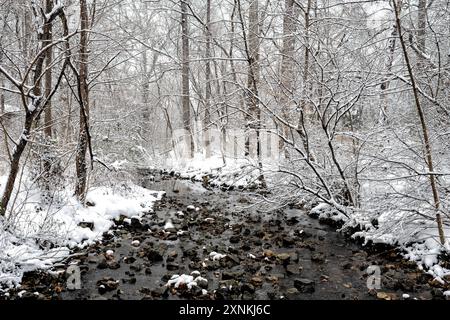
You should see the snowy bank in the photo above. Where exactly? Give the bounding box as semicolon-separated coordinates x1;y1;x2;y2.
307;202;450;282
0;175;164;287
164;153;277;188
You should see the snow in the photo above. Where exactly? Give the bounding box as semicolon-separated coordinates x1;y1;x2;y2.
166;274;197;289
209;251;226;261
310;202;348;222
167;274;207;291
164;219;174;230
2;104;21;114
190;270;200;277
131;240;140;247
165;153;276;189
0;174;164;287
17;290;27;298
105;250;114;257
44;0;64;21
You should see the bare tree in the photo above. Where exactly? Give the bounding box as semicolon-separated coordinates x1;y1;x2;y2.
0;1;68;215
43;0;53;138
180;0;194;158
74;0;91;202
279;0;299;157
203;0;212;158
392;0;446;245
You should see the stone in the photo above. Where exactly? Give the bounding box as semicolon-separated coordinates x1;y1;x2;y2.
289;252;299;263
431;288;445;299
195;277;208;289
276;253;291;265
376;292;397;300
97;278;119;294
18;291;37;300
242;292;255;300
123;256;136;264
191;285;204;296
122;278;137;284
130;264;142;272
294;278;315;293
342;262;352;270
241;283;255;294
130;218;144;230
226;255;240;265
282;236;295;247
78;222;94;230
286;287;300;299
108;261;120;270
286;264;302;275
131;240;140;247
229;235;240;244
97;258;108;269
183;248;197;259
311;253;326;263
151;286;169;298
222;271;243;280
146;249;163;262
166;233;178;241
263;250;275;258
166;262;179;271
250;276;263;287
253;239;262;246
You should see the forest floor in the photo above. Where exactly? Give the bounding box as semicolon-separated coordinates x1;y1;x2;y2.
1;173;449;300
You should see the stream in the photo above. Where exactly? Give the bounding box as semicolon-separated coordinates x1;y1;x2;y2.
5;172;448;300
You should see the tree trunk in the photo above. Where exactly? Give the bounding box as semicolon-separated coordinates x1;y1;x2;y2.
417;0;427;72
181;0;194;158
0;68;4;115
75;0;90;203
0;115;33;216
237;0;266;186
142;49;150;121
297;0;313;160
279;0;299;157
244;0;260;158
379;0;402;123
204;0;212;158
44;0;53;138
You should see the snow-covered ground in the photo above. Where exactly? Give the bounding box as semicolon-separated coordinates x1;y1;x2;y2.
0;174;164;288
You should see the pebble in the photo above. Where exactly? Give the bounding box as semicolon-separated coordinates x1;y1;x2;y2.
105;250;114;257
131;240;140;247
294;278;315;293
